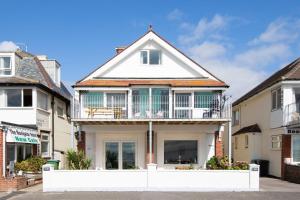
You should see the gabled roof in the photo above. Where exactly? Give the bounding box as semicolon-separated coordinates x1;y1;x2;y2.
75;29;227;87
0;50;71;102
232;124;261;136
233;57;300;106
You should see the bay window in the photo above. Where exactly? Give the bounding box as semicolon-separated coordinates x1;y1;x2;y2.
0;89;32;107
164;140;198;164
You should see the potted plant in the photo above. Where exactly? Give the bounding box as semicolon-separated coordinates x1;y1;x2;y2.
15;156;46;179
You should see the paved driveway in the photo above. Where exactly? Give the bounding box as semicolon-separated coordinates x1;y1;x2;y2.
1;178;299;200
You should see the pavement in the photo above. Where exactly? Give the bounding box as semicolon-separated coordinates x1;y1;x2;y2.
0;177;299;200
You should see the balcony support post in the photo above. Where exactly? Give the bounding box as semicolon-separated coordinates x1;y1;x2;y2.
169;89;172;119
149;121;153;163
128;89;132;119
149;88;152;118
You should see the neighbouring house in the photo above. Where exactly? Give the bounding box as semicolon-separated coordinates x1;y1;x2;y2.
72;27;232;171
226;57;300;182
0;50;73;191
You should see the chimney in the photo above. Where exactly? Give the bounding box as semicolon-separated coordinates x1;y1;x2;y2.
37;55;61;88
115;46;126;54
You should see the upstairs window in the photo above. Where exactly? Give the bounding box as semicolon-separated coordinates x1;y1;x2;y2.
0;89;32;107
271;88;282;111
57;105;64;117
232;110;240;126
0;57;12;75
37;91;48;111
140;50;161;65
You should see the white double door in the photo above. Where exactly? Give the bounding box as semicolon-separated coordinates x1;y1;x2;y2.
105;141;136;169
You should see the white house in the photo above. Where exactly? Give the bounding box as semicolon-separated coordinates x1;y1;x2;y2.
0;50;73;175
72;28;232;170
227;58;300;183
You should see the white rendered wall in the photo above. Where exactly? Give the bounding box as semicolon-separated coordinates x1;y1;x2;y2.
43;164;260;192
83;124;219;169
99;41;204;78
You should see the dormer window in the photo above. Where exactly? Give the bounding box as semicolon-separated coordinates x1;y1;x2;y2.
0;56;12;75
140;50;161;65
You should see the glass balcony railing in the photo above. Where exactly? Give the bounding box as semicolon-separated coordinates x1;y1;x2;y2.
73;94;231;120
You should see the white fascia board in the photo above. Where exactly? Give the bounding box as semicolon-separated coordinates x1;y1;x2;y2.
82;31;220;82
74;87;130;91
171;87;226;91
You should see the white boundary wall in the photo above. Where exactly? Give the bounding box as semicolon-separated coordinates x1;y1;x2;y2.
43;164;259;192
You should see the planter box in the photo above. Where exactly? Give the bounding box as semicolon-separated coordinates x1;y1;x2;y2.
23;172;42;180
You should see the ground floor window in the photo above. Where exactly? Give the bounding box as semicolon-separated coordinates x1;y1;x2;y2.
6;143;33;166
292;135;300;163
105;141;136;169
41;132;50;157
164;140;198;164
271;135;282;150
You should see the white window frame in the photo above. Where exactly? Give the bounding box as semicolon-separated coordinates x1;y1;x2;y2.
232;109;240;126
0;53;15;76
41;133;50;158
271;88;282;111
291;134;300;164
103;140;137;170
140;49;161;65
0;88;33;108
57;101;64;118
37;90;49;111
271;135;282;150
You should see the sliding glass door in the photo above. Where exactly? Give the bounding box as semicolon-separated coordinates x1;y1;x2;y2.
105;141;136;169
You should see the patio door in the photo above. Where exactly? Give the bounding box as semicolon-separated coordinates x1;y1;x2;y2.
105;141;136;169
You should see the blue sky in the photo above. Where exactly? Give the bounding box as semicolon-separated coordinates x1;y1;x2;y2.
1;0;300;98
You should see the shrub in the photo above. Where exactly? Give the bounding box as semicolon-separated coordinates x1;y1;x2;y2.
66;149;91;170
15;156;46;173
206;156;249;170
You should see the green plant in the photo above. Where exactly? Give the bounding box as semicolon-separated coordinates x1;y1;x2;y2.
206;156;249;170
15;156;46;172
66;149;91;170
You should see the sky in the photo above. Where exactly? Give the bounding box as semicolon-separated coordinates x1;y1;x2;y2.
1;0;300;99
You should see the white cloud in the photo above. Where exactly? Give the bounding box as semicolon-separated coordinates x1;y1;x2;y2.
176;15;300;100
167;9;184;21
0;41;19;51
179;14;229;45
188;42;226;60
250;18;300;45
233;44;291;69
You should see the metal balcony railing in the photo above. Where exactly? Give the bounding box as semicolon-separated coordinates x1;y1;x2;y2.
73;94;231;120
284;102;300;126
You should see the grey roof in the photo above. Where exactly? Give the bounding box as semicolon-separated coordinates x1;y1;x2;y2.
0;50;71;101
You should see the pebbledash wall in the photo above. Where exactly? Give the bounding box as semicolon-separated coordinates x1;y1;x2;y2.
42;164;260;192
0;129;28;191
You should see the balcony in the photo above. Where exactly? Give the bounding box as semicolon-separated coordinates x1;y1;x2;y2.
73;93;231;121
284;102;300;126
